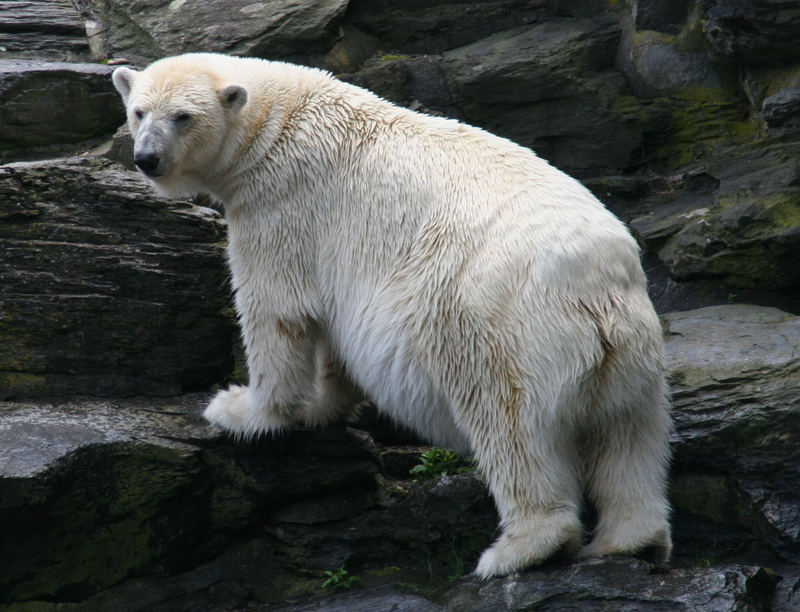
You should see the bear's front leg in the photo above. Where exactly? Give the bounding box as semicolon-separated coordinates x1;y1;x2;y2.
204;316;317;438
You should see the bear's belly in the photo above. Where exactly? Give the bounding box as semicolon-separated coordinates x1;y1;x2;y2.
330;306;472;454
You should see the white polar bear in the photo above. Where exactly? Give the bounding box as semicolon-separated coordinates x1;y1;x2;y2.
112;52;672;578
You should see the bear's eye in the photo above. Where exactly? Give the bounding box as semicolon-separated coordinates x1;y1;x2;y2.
133;109;144;121
173;112;191;124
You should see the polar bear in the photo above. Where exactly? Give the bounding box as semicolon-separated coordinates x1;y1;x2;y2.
112;52;672;578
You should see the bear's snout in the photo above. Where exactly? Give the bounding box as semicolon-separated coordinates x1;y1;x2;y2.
134;151;161;176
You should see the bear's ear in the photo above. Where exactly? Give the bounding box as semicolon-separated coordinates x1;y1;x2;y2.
112;67;139;103
219;84;247;112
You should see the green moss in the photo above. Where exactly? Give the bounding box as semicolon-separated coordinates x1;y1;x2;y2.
649;97;758;170
762;191;800;229
379;53;407;62
5;444;203;602
370;566;402;577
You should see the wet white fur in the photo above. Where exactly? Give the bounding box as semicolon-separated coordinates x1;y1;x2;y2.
113;53;672;578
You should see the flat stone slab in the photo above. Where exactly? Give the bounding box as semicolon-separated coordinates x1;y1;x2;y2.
0;395;213;478
0;0;89;60
0;156;236;397
0;59;122;160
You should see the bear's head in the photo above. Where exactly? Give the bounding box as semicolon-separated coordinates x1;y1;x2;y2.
112;57;248;197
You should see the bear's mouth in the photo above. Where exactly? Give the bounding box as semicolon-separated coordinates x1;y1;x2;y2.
143;168;171;179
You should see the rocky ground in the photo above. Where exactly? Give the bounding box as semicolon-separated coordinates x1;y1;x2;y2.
1;1;799;610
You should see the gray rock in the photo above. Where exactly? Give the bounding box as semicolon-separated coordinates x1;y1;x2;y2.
442;559;777;612
0;0;90;61
276;559;778;611
347;0;547;55
630;145;800;293
702;0;800;64
619;30;734;99
344;54;454;113
634;0;690;34
664;305;800;563
763;87;800;133
444;17;620;106
442;16;656;174
275;585;444;611
0;396;381;604
0;59;124;161
78;0;348;65
0;156;237;397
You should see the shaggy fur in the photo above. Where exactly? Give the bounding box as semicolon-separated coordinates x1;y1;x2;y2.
113;53;672;578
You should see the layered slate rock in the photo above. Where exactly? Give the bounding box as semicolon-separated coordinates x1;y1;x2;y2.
347;0;546;55
0;59;124;161
76;0;349;65
665;305;800;564
630;146;800;294
442;16;655;175
1;305;797;609
0;395;381;603
0;156;236;397
0;0;90;60
440;559;777;612
702;0;800;64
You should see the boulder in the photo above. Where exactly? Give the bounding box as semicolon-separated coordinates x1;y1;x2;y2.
0;395;381;604
346;0;546;55
762;87;800;133
440;560;777;612
630;145;800;293
665;305;800;563
76;0;349;66
0;59;124;161
702;0;800;64
442;16;655;175
618;30;735;99
343;54;454;115
0;156;237;397
0;0;90;61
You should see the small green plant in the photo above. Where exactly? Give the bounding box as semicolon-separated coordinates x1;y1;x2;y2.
321;566;360;592
410;448;475;480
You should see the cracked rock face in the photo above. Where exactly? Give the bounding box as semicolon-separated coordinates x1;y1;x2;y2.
1;306;797;610
0;59;124;160
2;1;800;610
664;306;800;565
0;156;237;398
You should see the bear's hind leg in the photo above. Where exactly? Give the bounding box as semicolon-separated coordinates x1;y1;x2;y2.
468;393;583;578
580;365;672;565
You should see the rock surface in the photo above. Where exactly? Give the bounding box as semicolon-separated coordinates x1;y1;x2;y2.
0;0;91;61
0;395;381;605
0;156;236;398
703;0;800;64
442;15;645;174
1;306;798;610
74;0;349;66
664;306;800;565
0;59;123;161
2;1;800;611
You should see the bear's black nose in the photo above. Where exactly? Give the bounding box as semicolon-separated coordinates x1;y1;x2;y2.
134;152;160;175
